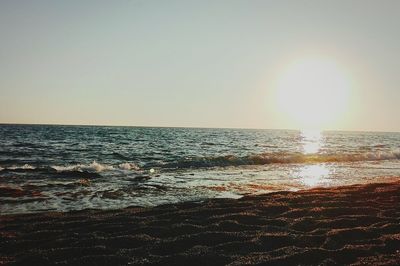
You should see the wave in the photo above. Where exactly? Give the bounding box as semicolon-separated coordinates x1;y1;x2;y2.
118;162;141;171
0;161;142;175
1;151;399;173
4;164;36;170
163;151;400;169
51;161;141;173
0;164;103;178
52;161;114;172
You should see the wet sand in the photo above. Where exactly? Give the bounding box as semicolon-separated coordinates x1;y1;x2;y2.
1;181;399;265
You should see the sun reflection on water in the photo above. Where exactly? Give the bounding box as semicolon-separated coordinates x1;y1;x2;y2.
301;130;323;154
297;130;332;186
297;164;330;186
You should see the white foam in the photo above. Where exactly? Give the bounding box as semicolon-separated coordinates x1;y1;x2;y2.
52;161;114;173
7;164;36;170
118;162;140;171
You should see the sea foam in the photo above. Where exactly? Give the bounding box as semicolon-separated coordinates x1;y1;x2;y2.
52;161;114;173
51;161;140;173
118;162;141;170
7;164;36;170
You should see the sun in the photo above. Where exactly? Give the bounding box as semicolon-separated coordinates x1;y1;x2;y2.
274;57;352;130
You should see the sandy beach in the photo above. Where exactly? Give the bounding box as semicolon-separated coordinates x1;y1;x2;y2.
0;181;399;265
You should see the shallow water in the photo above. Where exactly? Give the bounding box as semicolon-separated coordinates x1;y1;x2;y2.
1;124;399;214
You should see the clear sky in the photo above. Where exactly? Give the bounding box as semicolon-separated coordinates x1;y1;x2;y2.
0;0;399;131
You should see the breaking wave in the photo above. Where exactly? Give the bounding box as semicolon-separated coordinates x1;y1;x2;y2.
52;161;114;172
118;162;141;171
0;162;142;174
164;151;400;169
51;161;141;173
2;151;400;173
1;164;36;170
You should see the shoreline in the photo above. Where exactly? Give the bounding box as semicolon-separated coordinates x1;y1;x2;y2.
1;181;399;265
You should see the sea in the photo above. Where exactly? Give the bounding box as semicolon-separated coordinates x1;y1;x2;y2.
1;124;399;214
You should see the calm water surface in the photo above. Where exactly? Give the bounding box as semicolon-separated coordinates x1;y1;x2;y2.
1;125;399;214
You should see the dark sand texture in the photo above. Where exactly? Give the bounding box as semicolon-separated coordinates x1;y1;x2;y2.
1;181;399;265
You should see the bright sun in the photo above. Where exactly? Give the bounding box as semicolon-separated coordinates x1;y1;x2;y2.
275;58;352;129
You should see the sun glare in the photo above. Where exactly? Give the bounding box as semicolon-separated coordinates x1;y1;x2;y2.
297;164;330;187
275;58;352;130
301;130;323;154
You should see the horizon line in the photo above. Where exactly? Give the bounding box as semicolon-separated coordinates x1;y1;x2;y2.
0;122;399;134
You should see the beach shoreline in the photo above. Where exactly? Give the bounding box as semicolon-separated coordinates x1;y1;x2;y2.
1;180;399;265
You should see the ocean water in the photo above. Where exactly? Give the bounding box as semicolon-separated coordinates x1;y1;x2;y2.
1;124;399;214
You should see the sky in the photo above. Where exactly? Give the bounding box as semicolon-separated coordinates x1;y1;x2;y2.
0;0;399;131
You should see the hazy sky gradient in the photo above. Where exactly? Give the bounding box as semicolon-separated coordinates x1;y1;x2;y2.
1;0;399;131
